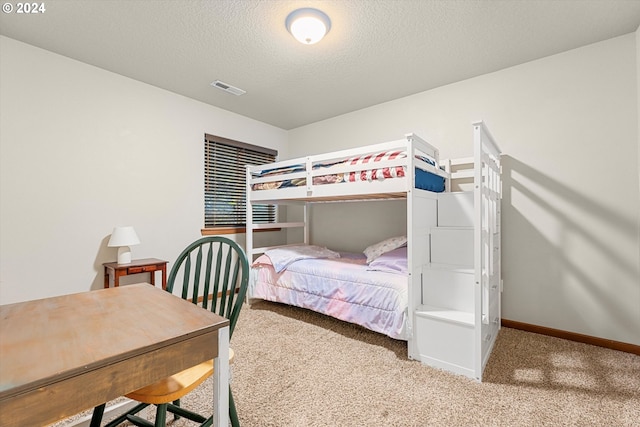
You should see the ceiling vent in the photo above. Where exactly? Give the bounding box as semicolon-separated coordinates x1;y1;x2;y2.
210;80;246;96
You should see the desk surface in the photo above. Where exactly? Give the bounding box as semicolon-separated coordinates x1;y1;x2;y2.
0;283;229;427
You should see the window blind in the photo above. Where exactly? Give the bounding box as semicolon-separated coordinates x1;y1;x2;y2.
204;134;277;228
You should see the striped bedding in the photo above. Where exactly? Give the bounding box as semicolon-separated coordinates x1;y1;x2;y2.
251;150;444;193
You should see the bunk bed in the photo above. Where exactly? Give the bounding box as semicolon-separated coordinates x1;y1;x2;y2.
245;132;446;341
245;121;502;381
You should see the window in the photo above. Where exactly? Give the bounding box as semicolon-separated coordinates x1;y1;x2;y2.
204;134;277;232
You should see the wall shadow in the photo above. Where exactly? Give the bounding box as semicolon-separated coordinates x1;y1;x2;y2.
90;235;113;291
501;154;638;345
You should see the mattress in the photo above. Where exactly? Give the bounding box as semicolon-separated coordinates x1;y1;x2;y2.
251;150;445;193
249;252;409;340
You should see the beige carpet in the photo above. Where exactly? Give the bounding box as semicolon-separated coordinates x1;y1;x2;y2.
55;300;640;426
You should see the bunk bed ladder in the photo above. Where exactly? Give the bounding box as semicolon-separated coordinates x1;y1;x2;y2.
472;120;502;380
413;121;501;382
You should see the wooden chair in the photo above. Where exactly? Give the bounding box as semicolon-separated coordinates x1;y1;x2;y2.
90;236;249;427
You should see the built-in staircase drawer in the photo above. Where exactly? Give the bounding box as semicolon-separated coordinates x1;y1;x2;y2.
430;227;474;267
438;192;474;227
414;312;474;375
422;267;474;312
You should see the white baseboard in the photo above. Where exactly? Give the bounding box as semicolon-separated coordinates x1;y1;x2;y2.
63;399;139;427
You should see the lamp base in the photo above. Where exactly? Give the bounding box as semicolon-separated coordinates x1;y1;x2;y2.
117;246;132;264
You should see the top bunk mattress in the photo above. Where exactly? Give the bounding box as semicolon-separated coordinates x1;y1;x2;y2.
250;150;445;194
247;134;449;202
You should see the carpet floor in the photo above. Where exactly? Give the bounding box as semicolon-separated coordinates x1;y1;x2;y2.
54;300;640;426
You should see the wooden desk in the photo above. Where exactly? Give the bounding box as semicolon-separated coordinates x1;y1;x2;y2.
0;284;230;427
103;258;168;290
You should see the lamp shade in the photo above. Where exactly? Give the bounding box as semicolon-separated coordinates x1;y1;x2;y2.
108;226;140;247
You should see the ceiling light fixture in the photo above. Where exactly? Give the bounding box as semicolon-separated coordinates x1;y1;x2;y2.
286;8;331;45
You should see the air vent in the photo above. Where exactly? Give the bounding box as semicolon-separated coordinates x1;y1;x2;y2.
210;80;246;96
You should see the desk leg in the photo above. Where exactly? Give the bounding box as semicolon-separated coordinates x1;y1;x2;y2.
104;268;113;289
114;271;124;288
213;326;229;427
161;264;167;290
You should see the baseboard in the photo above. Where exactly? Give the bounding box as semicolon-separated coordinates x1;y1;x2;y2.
501;319;640;356
63;400;139;427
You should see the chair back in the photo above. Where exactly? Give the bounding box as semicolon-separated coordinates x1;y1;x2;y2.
166;236;249;337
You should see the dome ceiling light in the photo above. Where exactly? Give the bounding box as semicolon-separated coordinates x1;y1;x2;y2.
285;8;331;45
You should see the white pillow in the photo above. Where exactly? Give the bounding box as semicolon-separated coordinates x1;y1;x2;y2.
265;245;340;273
367;246;408;275
363;236;407;264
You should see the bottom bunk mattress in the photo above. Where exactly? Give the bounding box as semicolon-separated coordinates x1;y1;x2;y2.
249;251;408;340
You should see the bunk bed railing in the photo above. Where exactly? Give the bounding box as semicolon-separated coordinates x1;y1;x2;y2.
246;133;450;203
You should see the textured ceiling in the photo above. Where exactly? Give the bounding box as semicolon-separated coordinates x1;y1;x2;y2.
1;0;640;130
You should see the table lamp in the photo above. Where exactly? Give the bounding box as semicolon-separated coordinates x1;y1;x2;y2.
108;226;141;264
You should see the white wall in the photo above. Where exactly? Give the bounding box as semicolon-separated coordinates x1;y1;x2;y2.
637;26;640;312
289;34;640;346
2;33;638;347
0;36;288;304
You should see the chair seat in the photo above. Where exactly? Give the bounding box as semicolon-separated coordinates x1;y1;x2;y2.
125;348;235;404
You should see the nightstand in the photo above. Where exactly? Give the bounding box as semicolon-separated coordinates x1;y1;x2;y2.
103;258;168;290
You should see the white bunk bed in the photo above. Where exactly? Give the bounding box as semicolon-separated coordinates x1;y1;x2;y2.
245;121;502;381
